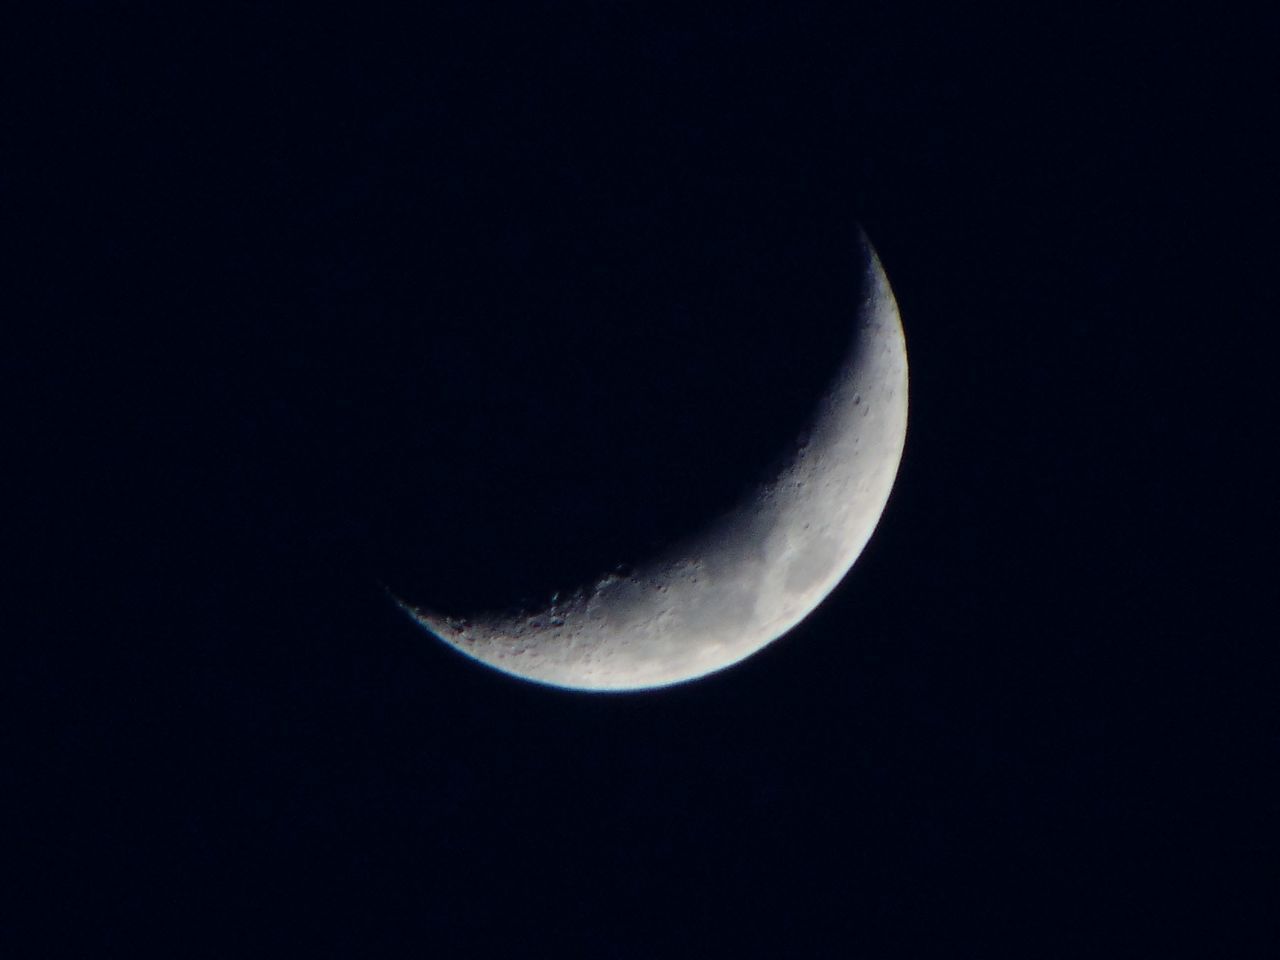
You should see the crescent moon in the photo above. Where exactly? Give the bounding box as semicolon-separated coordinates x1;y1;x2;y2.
399;230;908;691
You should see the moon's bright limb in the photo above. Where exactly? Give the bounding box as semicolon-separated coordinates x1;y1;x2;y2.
399;230;908;691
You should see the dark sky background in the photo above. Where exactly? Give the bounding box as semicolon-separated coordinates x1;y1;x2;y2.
8;4;1273;956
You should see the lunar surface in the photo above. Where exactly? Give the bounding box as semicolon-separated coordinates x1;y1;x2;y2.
399;231;908;691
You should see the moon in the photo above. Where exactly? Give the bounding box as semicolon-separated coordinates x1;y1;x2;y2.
398;230;908;691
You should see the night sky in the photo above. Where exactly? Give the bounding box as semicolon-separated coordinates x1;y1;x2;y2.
9;4;1273;956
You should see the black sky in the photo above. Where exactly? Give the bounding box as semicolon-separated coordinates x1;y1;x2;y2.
8;4;1274;956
